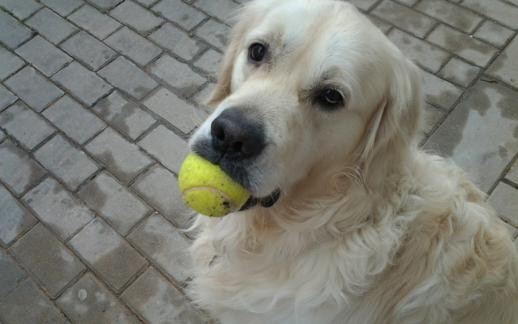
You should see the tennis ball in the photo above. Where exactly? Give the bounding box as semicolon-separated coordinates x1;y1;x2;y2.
178;153;251;217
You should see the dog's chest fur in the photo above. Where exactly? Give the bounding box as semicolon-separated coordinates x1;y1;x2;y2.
189;155;518;324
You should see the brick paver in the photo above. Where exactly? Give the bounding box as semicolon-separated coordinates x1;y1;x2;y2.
0;140;47;196
23;178;94;241
34;134;99;191
0;47;24;81
5;66;64;112
25;8;78;44
1;0;517;322
92;91;156;140
10;224;85;298
15;36;72;77
0;102;55;149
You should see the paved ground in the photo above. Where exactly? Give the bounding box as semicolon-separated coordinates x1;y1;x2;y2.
0;0;518;322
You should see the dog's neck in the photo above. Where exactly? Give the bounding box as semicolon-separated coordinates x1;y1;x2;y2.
191;142;419;300
197;140;418;251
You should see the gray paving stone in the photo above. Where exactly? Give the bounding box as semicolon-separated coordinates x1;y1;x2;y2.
194;0;240;24
144;87;206;134
194;49;222;78
128;213;193;283
0;278;68;324
92;91;155;140
423;103;445;135
428;24;497;67
487;36;518;89
439;57;480;87
88;0;123;10
367;16;392;34
15;36;72;77
69;217;147;292
69;5;121;40
57;272;140;324
0;184;37;246
26;8;78;44
489;182;518;228
105;27;162;66
132;165;193;228
149;55;206;97
372;0;435;38
421;70;462;110
0;8;33;49
0;129;4;142
134;0;156;6
78;172;150;235
23;178;94;240
388;29;449;73
40;0;83;16
0;250;27;298
110;0;163;33
506;160;518;185
0;47;24;80
150;23;206;61
138;125;188;173
4;66;64;112
424;81;518;192
195;19;230;51
474;20;514;49
152;0;206;30
85;128;152;184
0;103;55;150
394;0;419;6
53;62;112;106
0;84;17;111
61;31;117;71
192;82;215;107
43;96;106;145
0;0;41;19
11;223;85;298
34;134;98;191
346;0;378;11
502;219;517;240
462;0;518;29
122;267;209;324
415;0;482;33
0;140;46;196
99;56;157;99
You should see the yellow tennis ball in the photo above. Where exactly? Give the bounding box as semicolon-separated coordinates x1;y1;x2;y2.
178;153;251;217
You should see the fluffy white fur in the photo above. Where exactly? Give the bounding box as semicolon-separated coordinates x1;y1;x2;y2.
187;1;518;323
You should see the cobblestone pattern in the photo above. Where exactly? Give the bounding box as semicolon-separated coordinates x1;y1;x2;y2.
1;0;517;322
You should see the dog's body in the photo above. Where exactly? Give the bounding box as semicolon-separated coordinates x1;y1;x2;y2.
187;1;518;323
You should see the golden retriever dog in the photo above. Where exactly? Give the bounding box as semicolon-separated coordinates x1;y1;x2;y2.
187;0;518;323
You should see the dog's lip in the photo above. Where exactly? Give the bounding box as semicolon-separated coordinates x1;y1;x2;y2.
240;189;281;211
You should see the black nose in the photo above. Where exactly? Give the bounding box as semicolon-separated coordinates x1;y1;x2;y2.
210;109;265;159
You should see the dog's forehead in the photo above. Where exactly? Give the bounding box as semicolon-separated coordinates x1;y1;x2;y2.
245;1;366;82
248;1;341;42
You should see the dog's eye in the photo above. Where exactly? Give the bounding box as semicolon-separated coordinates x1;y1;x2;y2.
316;88;344;109
248;43;267;62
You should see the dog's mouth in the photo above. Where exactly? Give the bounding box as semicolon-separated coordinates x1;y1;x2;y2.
190;143;281;211
191;141;281;210
240;188;281;211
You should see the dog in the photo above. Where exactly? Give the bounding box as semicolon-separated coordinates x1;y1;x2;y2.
186;0;518;323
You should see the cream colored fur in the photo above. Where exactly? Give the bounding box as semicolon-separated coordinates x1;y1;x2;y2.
188;1;518;323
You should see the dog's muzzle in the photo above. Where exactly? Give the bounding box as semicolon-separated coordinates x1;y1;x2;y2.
192;108;281;209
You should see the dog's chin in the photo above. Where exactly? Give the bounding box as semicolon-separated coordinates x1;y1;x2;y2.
239;188;281;211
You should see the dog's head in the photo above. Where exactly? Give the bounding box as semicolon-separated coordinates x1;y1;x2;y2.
190;0;422;206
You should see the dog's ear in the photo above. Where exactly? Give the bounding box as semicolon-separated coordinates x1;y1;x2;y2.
206;14;250;108
358;57;423;166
